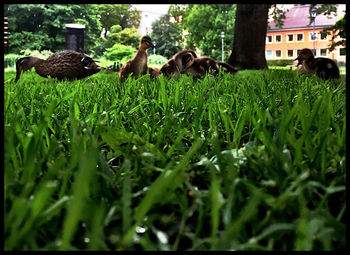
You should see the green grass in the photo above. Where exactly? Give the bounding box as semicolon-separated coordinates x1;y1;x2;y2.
4;68;346;251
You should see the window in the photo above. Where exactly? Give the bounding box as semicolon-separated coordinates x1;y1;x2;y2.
275;35;282;43
320;48;327;57
287;34;294;42
309;32;317;41
340;48;346;56
312;49;317;56
296;33;304;42
266;35;273;44
297;49;303;57
319;31;328;41
266;50;273;59
275;50;282;58
287;49;294;58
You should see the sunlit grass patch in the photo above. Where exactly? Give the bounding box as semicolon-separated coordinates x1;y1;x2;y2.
4;69;345;250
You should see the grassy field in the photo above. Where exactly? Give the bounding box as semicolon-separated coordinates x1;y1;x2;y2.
4;69;346;250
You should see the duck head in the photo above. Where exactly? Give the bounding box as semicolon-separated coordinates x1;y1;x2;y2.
180;52;195;74
295;48;315;66
15;56;42;82
81;56;104;71
140;36;154;51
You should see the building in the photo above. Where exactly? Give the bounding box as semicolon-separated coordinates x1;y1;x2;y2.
133;5;170;35
265;5;346;65
137;10;163;35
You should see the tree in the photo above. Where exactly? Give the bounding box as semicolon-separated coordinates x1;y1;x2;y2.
227;4;344;70
326;14;346;51
227;4;269;70
95;4;141;38
103;25;141;50
168;4;187;24
4;4;102;54
182;4;236;60
150;14;183;59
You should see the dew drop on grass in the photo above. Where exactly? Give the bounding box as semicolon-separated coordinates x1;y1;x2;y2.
136;226;146;234
156;230;168;244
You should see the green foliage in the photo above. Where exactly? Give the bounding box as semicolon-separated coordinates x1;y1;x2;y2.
168;4;188;24
324;13;346;51
267;59;294;67
150;14;183;59
5;4;101;55
4;54;21;69
8;31;55;53
4;68;345;251
94;4;141;38
110;24;122;34
20;49;53;58
147;54;168;65
103;43;136;62
182;4;236;60
106;27;141;49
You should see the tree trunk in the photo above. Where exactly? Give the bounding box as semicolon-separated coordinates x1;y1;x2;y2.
227;4;270;70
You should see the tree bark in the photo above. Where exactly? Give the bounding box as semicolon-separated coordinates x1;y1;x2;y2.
227;4;270;70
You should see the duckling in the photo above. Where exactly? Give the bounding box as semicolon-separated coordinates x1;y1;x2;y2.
295;48;340;80
180;54;238;78
148;67;160;79
15;50;104;82
119;36;154;81
159;50;197;78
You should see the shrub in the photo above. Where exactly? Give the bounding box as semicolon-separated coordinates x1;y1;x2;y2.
4;54;21;68
100;26;141;53
19;49;53;59
4;50;53;70
103;43;136;61
267;59;294;67
8;31;56;54
147;54;168;65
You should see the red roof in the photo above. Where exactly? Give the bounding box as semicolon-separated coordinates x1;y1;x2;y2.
268;5;340;31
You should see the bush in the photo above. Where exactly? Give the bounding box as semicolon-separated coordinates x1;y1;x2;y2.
8;31;56;54
147;54;168;65
19;49;53;59
99;27;141;54
267;59;294;67
103;43;136;61
4;54;21;68
4;50;53;70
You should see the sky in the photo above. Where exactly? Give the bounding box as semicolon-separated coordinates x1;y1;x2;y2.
132;4;171;15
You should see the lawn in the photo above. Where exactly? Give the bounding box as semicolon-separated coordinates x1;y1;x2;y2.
4;69;346;250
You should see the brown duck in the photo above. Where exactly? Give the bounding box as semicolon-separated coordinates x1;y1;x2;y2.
295;48;340;80
119;36;154;81
148;67;160;79
15;50;104;82
159;50;197;78
179;53;238;78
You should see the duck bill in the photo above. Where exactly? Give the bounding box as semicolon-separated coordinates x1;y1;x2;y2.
180;65;186;74
15;68;22;82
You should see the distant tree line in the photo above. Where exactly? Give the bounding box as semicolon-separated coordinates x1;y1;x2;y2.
5;4;344;67
4;4;141;56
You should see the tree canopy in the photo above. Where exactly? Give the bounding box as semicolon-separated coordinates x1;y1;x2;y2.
177;4;236;60
150;14;183;59
4;4;141;56
94;4;141;38
4;4;102;54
